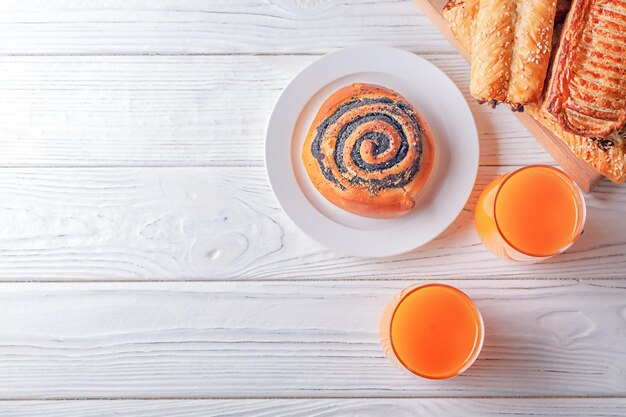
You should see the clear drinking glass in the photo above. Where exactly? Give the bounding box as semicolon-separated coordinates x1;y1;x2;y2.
474;165;586;263
379;283;484;379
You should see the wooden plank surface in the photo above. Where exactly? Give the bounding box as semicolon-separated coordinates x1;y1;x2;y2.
0;166;624;280
0;280;623;398
0;399;624;416
0;54;552;167
1;0;625;412
0;0;452;55
412;0;604;192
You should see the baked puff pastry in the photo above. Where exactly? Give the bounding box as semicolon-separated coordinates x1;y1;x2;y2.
542;0;626;138
527;104;626;183
468;0;558;109
443;0;479;52
444;0;626;183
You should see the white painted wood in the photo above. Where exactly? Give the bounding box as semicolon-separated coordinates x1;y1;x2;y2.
0;55;551;167
0;0;453;55
0;399;624;416
0;166;623;280
0;280;623;397
0;0;625;408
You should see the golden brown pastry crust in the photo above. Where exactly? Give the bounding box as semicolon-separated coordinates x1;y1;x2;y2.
302;83;436;218
543;0;626;137
527;104;626;183
469;0;557;109
443;0;479;52
470;0;515;104
506;0;557;107
444;0;626;183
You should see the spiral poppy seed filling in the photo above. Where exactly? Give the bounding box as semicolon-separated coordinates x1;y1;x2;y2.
311;97;424;193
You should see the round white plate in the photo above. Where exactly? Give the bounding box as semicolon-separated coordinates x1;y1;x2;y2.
265;46;478;257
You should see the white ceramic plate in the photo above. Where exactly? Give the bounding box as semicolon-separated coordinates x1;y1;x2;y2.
265;46;478;257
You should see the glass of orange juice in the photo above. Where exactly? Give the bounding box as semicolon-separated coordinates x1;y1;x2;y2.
475;165;586;263
380;283;484;379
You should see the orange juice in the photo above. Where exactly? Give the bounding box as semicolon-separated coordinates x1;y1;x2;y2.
380;284;484;379
475;165;585;262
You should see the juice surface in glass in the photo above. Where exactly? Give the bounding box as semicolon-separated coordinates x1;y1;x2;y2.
380;284;484;379
475;165;585;262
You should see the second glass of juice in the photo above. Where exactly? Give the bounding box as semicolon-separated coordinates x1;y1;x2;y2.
475;165;586;263
380;283;484;379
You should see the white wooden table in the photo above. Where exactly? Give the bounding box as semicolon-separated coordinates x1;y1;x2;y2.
0;1;625;415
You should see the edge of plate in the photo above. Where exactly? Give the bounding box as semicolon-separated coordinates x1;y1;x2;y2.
265;45;479;258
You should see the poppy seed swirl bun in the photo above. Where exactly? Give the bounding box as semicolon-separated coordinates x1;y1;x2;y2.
302;83;436;218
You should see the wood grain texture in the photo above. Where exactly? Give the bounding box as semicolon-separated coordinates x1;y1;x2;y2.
0;0;453;55
0;0;624;408
0;54;552;168
0;399;625;416
0;280;623;398
0;166;623;281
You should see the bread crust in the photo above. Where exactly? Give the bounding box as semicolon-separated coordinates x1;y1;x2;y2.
542;0;626;137
468;0;557;109
444;0;478;51
527;104;626;183
443;0;476;51
302;83;436;218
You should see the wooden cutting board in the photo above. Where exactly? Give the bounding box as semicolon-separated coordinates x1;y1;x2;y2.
413;0;603;193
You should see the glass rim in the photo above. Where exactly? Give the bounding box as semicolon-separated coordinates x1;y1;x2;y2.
388;283;484;380
493;165;587;259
